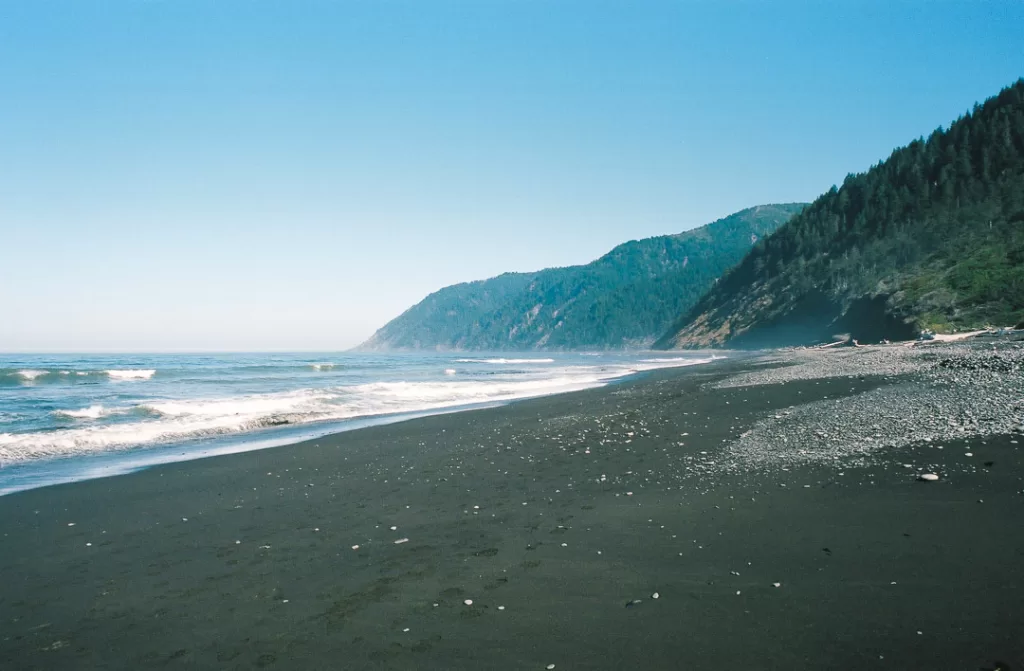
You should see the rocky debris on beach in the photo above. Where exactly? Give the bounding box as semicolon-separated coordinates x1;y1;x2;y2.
720;341;1024;471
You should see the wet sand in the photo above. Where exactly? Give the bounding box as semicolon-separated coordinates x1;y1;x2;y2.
1;356;1022;670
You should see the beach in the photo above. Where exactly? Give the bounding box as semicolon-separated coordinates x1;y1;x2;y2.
1;346;1022;670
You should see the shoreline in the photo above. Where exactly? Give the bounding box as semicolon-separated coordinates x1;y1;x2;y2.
1;346;1021;669
0;354;730;497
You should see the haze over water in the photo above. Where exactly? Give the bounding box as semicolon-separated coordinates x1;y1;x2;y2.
0;351;715;494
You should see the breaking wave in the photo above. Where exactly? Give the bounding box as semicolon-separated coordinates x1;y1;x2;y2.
0;354;720;467
454;358;556;364
54;405;111;420
1;368;157;384
106;369;156;380
0;376;595;463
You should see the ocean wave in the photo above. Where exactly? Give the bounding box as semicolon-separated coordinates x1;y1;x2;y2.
0;375;603;464
53;405;110;420
106;369;156;380
0;355;721;465
454;358;556;364
310;363;336;371
632;356;719;372
1;368;155;385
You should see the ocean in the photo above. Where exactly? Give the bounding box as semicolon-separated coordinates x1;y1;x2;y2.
0;351;716;494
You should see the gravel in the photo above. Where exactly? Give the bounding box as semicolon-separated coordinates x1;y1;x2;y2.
719;339;1024;470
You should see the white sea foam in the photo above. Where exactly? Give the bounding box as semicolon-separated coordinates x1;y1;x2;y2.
454;358;556;364
54;405;111;420
310;363;335;371
633;356;719;371
0;376;598;463
16;370;49;381
0;355;720;466
106;369;156;380
640;357;695;363
139;390;332;419
444;368;457;376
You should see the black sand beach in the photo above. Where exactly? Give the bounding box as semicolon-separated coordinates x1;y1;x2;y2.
1;353;1022;670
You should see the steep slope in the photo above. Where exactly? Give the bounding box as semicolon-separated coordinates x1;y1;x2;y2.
656;79;1024;349
358;204;805;350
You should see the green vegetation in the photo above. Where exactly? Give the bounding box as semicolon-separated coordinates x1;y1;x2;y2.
357;204;805;350
657;79;1024;349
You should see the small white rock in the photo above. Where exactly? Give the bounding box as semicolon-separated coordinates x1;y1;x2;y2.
394;538;409;544
651;592;659;599
918;473;940;482
772;582;781;588
464;599;473;606
351;544;360;550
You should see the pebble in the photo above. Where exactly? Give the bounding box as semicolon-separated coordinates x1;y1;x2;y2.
918;474;940;482
652;592;659;599
772;582;781;588
394;538;409;544
464;599;473;606
351;545;360;550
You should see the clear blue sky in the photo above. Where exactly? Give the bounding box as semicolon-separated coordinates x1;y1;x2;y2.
1;1;1021;351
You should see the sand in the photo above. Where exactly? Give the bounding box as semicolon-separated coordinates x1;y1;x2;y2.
0;355;1022;670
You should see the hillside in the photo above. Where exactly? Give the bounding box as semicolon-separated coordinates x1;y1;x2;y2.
656;79;1024;350
357;204;805;350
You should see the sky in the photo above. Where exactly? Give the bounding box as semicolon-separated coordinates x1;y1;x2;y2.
1;1;1021;352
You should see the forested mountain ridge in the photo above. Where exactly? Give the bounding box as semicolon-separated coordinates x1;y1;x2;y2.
656;79;1024;349
357;204;805;351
